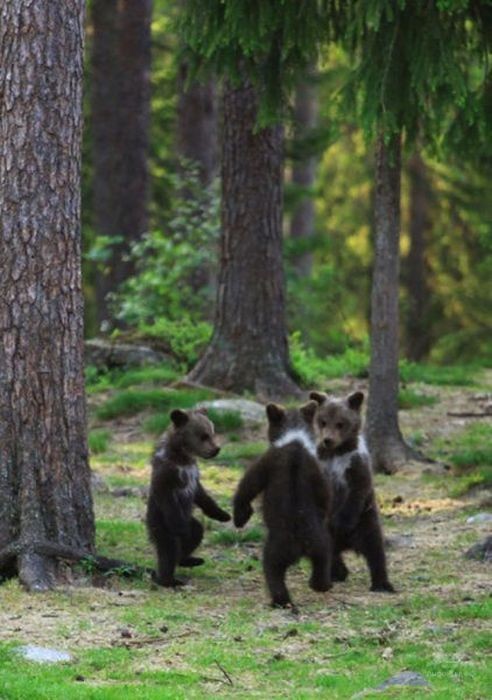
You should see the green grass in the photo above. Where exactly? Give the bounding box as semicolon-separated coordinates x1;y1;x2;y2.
96;388;214;421
88;429;111;455
399;361;478;387
431;423;492;495
398;388;439;410
86;363;180;395
207;409;244;433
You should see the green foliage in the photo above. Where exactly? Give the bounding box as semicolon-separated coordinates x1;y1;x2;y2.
290;332;369;385
86;364;179;395
112;164;220;327
96;387;213;421
207;409;244;433
398;389;439;410
135;317;213;369
88;429;111;455
180;0;338;122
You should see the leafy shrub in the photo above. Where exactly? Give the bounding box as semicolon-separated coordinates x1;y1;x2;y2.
112;164;219;327
290;332;369;385
136;317;212;368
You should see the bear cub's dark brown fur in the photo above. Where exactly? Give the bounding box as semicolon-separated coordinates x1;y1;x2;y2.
310;390;394;592
146;408;230;587
233;401;333;608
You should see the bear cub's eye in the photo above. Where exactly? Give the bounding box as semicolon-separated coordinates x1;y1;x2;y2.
319;419;327;428
201;433;209;441
336;421;345;430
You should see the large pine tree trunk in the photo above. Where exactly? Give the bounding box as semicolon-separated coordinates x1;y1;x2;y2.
0;0;95;589
404;152;432;361
366;133;412;473
188;82;299;399
92;0;152;328
290;77;318;276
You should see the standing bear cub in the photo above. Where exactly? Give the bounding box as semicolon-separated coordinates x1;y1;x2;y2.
146;408;230;587
310;390;394;593
233;401;333;609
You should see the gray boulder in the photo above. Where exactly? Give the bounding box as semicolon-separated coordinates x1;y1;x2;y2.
197;398;266;426
85;339;170;370
16;645;72;664
465;536;492;563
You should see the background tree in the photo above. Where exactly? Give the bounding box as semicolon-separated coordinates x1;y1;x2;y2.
188;81;299;397
289;71;319;277
91;0;152;328
404;152;433;361
345;0;491;471
0;0;94;589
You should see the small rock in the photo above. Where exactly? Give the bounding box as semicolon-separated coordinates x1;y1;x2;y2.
375;671;430;690
465;536;492;563
385;534;415;549
120;629;132;639
196;399;265;426
16;645;72;664
160;625;169;634
466;512;492;524
392;495;404;504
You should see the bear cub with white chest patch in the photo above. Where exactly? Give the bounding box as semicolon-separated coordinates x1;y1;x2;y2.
146;408;230;587
310;390;394;593
233;401;333;608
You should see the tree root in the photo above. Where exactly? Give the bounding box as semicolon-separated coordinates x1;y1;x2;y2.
0;539;152;585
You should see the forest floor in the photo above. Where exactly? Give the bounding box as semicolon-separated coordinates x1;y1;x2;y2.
0;367;491;699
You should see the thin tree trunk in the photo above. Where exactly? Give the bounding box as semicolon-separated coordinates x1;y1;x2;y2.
290;77;318;276
176;64;217;187
92;0;152;328
404;152;432;360
188;82;299;399
0;0;94;589
366;132;413;473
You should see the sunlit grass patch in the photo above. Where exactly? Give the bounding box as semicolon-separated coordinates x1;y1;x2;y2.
432;422;492;495
88;429;111;454
214;441;266;466
209;524;263;546
207;408;244;433
399;361;478;386
96;387;213;421
399;388;439;410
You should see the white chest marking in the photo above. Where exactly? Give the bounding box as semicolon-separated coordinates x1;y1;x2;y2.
177;464;199;498
322;435;369;486
274;429;317;458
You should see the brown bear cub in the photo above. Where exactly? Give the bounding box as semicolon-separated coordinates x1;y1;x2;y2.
233;401;333;608
309;390;394;593
146;408;230;587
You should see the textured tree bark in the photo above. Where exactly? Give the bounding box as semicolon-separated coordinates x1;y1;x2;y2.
188;82;299;399
290;77;319;276
92;0;152;327
404;152;432;361
366;133;413;473
0;0;95;589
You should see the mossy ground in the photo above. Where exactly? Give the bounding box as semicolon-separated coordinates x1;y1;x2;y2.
0;365;491;698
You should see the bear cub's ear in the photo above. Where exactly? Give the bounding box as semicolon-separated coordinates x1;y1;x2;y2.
170;408;189;427
309;391;327;405
347;391;364;411
300;400;318;423
266;403;285;423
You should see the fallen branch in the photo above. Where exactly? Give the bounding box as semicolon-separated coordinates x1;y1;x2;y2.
0;539;152;579
214;660;234;686
447;411;492;418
